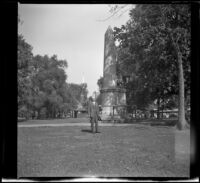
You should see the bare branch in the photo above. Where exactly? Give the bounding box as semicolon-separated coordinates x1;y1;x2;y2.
96;5;128;22
117;7;131;18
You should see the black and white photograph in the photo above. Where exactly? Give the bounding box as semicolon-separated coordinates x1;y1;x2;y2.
16;3;193;180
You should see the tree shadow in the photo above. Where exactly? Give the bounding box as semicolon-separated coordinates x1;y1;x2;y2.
81;129;93;133
17;118;28;123
150;120;177;127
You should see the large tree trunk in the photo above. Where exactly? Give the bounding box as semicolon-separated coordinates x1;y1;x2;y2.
177;52;187;130
169;29;188;130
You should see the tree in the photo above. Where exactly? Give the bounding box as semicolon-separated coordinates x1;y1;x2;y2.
31;54;68;118
18;34;34;117
97;76;104;91
113;4;190;129
18;28;90;119
134;4;190;129
160;5;190;129
67;83;88;109
18;18;33;109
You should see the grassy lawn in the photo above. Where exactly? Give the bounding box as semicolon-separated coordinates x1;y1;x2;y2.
18;121;190;178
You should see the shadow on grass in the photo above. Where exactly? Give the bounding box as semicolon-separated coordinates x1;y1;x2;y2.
81;129;93;133
123;118;177;127
18;118;28;123
150;120;177;126
81;129;101;134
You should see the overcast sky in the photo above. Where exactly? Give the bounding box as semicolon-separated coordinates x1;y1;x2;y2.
18;4;132;96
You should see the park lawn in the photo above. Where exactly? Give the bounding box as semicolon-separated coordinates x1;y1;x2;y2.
18;124;190;178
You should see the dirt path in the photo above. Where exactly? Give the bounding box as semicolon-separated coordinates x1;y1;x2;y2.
18;122;134;128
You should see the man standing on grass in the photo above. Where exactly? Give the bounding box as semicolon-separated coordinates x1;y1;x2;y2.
88;96;100;133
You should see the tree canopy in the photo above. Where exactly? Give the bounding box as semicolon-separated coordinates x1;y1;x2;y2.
113;4;190;128
18;34;88;119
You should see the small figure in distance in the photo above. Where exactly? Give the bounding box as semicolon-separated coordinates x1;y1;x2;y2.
88;96;100;133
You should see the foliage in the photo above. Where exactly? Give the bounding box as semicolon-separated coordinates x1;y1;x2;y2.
18;34;88;119
97;76;104;91
113;4;190;127
18;35;33;107
67;83;88;109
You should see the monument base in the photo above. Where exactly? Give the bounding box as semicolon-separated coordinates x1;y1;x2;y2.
100;105;127;123
100;114;125;123
100;87;126;122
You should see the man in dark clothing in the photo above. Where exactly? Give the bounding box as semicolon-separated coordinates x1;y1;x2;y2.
88;97;100;133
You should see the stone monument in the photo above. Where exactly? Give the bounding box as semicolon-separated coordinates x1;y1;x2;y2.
100;26;126;121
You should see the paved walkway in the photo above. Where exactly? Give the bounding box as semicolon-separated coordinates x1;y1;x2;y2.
17;118;177;128
18;122;135;128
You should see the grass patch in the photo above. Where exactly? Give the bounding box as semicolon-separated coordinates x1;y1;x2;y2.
18;123;189;177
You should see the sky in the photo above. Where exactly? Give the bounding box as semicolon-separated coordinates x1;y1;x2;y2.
18;4;132;96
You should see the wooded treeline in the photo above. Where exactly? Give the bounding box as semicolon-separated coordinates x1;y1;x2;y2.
18;34;88;119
